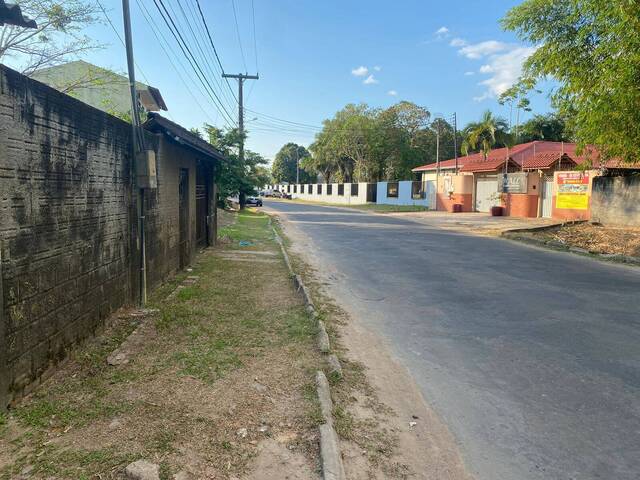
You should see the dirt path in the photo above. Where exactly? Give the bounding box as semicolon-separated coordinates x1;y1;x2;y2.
267;206;472;479
0;211;322;480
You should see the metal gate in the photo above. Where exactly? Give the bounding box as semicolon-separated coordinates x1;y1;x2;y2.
366;183;377;203
541;176;553;218
178;168;189;269
195;164;208;247
475;176;499;212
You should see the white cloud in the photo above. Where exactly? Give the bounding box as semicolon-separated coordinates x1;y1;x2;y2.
436;26;449;35
351;66;369;77
388;90;398;96
476;45;538;99
458;40;508;59
464;71;475;76
363;74;378;85
448;37;537;100
373;65;381;71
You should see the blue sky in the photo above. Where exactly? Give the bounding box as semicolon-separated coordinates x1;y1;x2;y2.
22;0;554;160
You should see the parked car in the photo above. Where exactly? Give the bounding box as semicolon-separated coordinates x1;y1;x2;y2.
271;190;283;198
246;196;263;207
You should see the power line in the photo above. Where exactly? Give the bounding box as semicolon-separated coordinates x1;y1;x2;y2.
152;0;236;126
194;0;238;103
170;0;237;110
231;0;248;72
251;0;258;73
245;108;323;130
134;0;218;125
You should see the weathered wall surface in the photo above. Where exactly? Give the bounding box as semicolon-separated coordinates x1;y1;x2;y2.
0;66;211;408
0;65;135;404
591;175;640;226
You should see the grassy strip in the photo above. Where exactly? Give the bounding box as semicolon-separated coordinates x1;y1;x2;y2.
1;210;322;480
269;198;429;213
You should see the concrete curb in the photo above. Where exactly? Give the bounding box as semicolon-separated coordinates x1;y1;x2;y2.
268;216;346;480
316;371;346;480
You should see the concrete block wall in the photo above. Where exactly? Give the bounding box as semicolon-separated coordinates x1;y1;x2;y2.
377;181;431;207
0;65;207;408
0;65;136;405
591;175;640;226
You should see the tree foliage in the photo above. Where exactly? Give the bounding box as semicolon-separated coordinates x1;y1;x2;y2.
461;110;510;158
519;113;571;143
203;125;267;206
0;0;103;75
502;0;640;163
271;143;313;183
301;101;460;183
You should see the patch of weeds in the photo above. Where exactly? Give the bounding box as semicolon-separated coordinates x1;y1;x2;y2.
159;462;174;480
283;308;316;341
302;382;323;427
156;303;202;332
153;427;176;453
14;397;133;429
174;339;242;383
177;285;201;301
221;440;232;450
0;411;7;432
107;368;140;384
333;405;356;440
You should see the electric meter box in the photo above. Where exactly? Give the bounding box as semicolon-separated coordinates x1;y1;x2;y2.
136;149;157;189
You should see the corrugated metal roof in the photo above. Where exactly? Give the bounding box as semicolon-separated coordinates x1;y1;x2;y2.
144;113;225;162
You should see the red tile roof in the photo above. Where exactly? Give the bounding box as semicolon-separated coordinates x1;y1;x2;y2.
522;152;576;169
412;159;461;171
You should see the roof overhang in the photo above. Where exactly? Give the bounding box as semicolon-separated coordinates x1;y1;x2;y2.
0;0;37;28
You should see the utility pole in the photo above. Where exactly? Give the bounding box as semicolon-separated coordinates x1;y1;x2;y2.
222;73;259;209
453;112;458;174
296;147;299;184
122;0;148;306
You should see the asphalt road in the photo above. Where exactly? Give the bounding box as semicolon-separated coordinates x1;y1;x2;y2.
264;200;640;480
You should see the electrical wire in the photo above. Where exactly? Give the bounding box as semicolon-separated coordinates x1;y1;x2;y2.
231;0;248;72
251;0;258;74
134;0;219;125
152;0;236;126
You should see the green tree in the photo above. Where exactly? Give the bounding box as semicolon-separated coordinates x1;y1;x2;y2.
204;124;267;208
461;110;510;158
502;0;640;163
271;143;313;183
519;113;571;143
0;0;103;75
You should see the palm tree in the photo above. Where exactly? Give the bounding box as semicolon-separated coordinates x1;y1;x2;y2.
461;110;511;159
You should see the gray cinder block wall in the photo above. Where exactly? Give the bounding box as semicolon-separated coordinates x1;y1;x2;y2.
591;175;640;226
0;65;210;408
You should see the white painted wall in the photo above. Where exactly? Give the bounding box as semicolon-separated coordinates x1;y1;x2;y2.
376;181;431;207
276;183;370;205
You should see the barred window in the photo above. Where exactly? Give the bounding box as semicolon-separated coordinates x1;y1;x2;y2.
338;184;345;196
351;183;359;196
387;182;399;198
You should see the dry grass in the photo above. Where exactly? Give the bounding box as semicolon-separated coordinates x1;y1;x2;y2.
0;210;322;480
528;222;640;257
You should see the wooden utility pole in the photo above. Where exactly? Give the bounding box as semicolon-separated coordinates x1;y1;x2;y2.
222;73;259;209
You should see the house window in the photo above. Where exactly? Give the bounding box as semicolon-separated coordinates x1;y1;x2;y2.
351;183;359;196
338;184;344;196
287;185;291;193
411;181;424;199
307;184;312;194
293;185;297;193
327;184;333;195
387;182;399;198
317;184;322;194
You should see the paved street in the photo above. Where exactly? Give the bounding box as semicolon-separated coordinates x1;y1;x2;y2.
264;200;640;480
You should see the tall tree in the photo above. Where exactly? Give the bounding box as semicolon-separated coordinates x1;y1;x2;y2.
0;0;102;75
503;0;640;163
519;113;571;143
204;124;267;207
271;143;313;183
461;110;510;158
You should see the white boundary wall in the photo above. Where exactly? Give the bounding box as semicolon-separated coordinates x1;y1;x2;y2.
275;183;370;205
376;181;431;207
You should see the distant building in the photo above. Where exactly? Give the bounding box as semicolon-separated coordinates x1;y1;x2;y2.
31;60;167;118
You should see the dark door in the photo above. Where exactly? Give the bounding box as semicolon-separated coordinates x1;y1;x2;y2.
366;183;377;203
195;163;208;247
179;168;189;269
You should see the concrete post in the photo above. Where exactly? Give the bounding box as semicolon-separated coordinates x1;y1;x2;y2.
0;248;9;410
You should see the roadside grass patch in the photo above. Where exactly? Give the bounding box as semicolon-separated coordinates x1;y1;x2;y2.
1;209;322;479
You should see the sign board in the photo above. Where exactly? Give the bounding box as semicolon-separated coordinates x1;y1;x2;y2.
556;172;589;210
498;172;528;193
